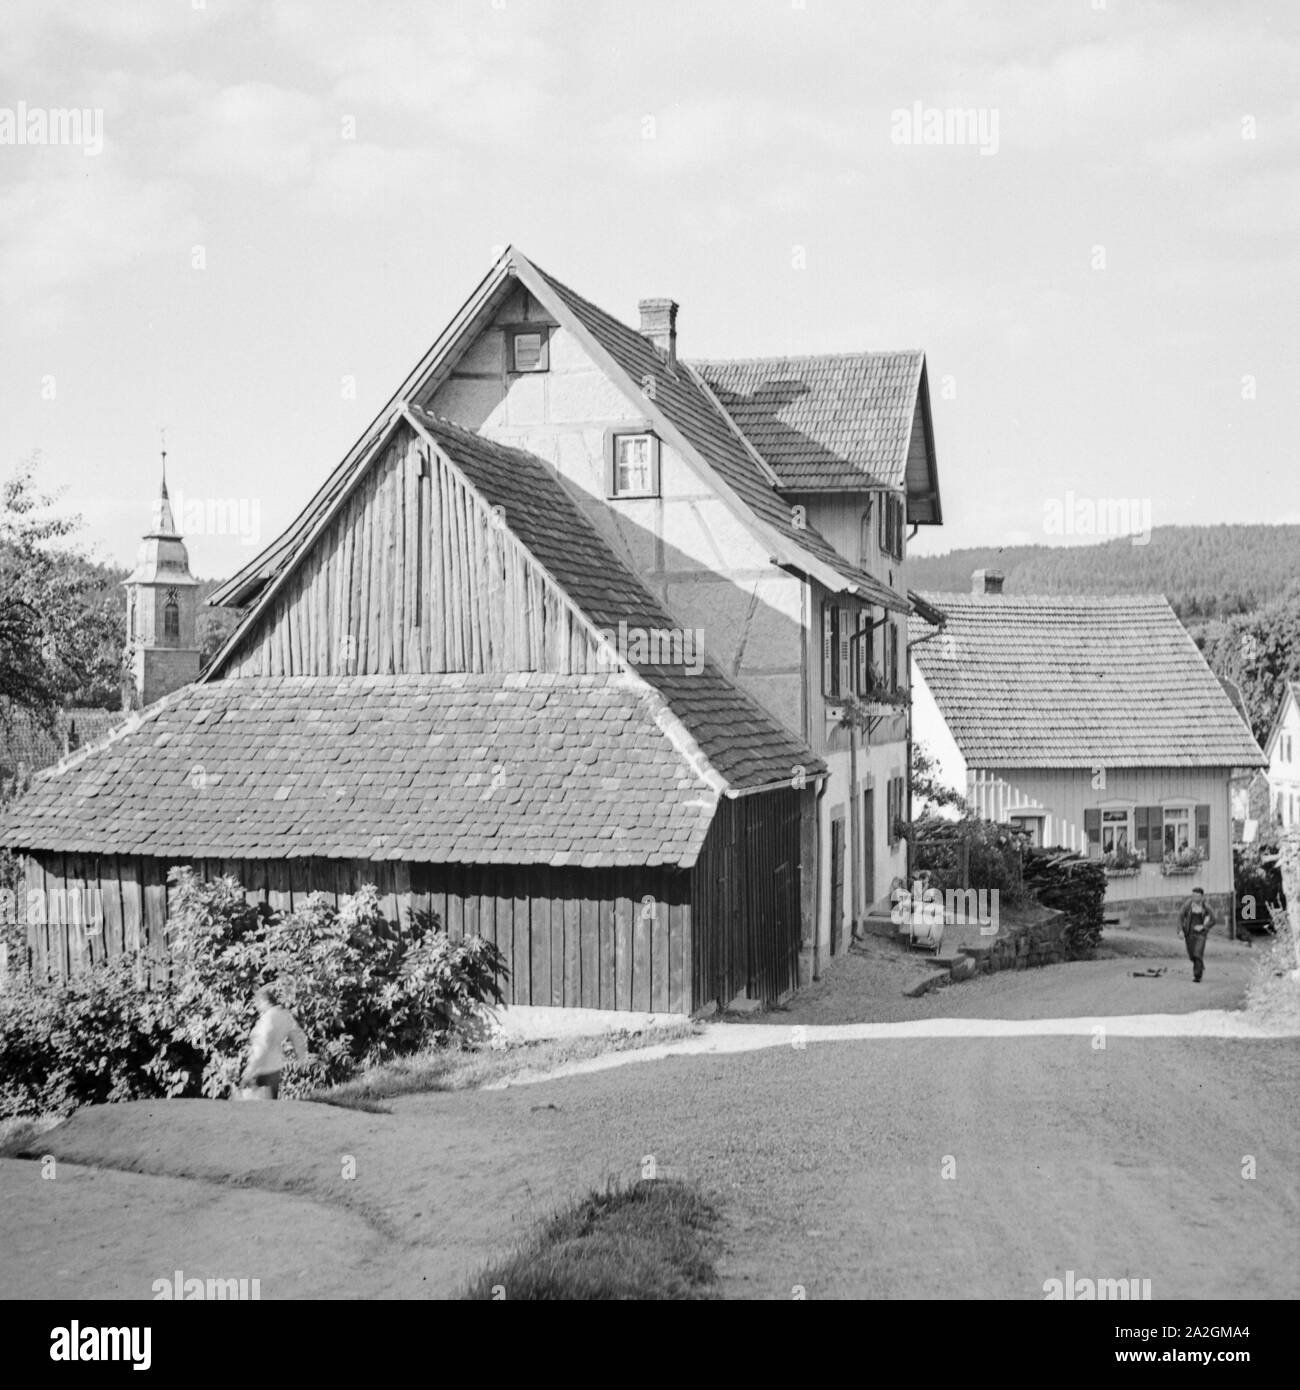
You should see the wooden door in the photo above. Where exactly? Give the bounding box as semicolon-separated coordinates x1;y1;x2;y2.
830;817;845;956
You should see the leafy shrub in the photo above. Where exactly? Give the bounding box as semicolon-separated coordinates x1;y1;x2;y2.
1234;841;1284;931
0;956;200;1117
0;869;509;1114
909;814;1031;905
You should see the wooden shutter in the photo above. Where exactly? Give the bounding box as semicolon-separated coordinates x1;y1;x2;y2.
822;603;834;695
1195;804;1210;857
856;609;869;694
845;606;856;695
890;624;900;691
1083;807;1101;856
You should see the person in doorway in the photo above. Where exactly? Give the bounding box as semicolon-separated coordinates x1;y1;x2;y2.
239;984;308;1099
1178;888;1216;983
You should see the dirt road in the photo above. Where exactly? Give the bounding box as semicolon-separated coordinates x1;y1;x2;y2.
3;943;1296;1300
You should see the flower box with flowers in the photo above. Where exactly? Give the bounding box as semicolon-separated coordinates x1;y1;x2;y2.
1102;846;1144;877
1161;846;1205;876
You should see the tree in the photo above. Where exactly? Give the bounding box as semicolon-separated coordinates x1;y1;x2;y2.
912;739;966;815
0;455;125;734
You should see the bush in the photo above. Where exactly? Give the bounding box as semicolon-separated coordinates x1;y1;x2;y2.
909;814;1031;905
0;956;200;1117
0;869;509;1114
1234;841;1284;931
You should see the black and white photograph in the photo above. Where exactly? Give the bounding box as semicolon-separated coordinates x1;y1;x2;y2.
0;0;1296;1346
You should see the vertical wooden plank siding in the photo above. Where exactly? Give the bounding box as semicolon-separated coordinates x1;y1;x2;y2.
21;852;718;1015
220;427;609;682
690;788;804;1010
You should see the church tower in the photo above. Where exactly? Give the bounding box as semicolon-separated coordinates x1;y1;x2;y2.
123;451;201;708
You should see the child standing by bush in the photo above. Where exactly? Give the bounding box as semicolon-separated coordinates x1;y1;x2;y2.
239;985;308;1099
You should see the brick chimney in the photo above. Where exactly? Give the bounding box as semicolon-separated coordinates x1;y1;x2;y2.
638;298;678;368
972;568;1004;595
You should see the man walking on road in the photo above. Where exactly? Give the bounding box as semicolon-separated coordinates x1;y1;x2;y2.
1178;887;1216;983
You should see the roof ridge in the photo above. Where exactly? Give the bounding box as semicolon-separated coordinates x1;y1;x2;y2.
690;349;925;366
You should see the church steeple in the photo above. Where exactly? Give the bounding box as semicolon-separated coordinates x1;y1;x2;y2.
123;445;201;709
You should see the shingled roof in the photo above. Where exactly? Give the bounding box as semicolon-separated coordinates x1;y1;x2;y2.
0;674;729;866
909;593;1266;770
0;707;123;784
692;352;924;492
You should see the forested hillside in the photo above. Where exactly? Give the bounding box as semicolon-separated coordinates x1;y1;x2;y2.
908;525;1300;621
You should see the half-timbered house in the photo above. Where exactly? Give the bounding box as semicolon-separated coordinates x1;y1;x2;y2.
3;247;944;1008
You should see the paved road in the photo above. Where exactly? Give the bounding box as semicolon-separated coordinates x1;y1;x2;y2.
3;950;1296;1300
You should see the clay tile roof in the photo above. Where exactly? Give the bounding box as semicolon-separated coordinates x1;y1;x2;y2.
0;707;125;784
909;593;1267;770
0;674;725;866
691;352;923;491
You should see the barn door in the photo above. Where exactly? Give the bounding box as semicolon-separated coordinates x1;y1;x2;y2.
830;817;845;956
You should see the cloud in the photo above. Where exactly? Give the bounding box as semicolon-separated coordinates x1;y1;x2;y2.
0;162;199;327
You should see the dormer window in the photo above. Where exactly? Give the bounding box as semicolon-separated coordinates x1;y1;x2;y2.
508;326;549;373
605;429;660;498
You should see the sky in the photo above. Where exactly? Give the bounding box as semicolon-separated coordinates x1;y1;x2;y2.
1;0;1296;580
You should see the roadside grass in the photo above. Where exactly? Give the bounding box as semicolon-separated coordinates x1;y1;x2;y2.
1245;925;1300;1029
461;1178;722;1300
304;1020;701;1109
0;1114;65;1158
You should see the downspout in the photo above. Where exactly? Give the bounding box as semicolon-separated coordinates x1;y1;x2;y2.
814;774;826;981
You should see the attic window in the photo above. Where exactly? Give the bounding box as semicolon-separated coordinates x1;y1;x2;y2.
605;430;660;498
509;327;549;373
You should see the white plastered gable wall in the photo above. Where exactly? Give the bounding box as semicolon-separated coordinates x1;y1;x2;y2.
425;291;807;737
910;658;966;815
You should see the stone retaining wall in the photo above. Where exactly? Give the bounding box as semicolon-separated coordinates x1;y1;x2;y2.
967;905;1069;975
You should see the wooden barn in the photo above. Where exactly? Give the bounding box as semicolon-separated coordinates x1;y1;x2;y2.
3;409;822;1013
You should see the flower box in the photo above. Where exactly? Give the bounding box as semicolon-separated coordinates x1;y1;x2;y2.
1161;860;1203;877
1104;865;1142;879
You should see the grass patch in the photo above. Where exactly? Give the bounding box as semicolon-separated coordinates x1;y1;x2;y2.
462;1178;721;1300
0;1113;65;1158
304;1020;701;1106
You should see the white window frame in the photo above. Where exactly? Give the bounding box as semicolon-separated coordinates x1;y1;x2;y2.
1162;802;1195;857
1100;806;1133;855
606;430;660;499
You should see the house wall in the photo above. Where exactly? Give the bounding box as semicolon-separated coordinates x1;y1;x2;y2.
20;851;694;1013
965;766;1236;903
909;661;966;815
792;499;910;958
422;287;808;734
1265;691;1300;827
